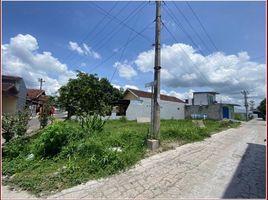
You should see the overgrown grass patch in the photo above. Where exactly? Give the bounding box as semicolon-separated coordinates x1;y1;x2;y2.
2;119;240;195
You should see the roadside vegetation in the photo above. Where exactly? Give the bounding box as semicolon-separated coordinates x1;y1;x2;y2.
2;118;240;196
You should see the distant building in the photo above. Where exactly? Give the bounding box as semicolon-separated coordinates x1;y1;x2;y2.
2;75;27;113
112;88;185;121
26;89;48;115
185;91;239;120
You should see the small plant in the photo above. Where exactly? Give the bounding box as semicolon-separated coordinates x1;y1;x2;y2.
119;116;127;122
79;113;106;134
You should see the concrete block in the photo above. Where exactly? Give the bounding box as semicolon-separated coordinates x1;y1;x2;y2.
147;139;159;150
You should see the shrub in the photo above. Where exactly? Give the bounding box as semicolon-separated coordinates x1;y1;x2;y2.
234;113;242;120
119;116;127;122
2;109;30;142
32;121;83;158
3;137;30;158
79;113;106;134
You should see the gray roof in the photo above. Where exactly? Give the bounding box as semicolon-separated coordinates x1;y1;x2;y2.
193;91;220;95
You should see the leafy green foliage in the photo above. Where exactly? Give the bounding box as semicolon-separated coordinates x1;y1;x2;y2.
79;113;106;134
2;109;30;142
2;119;240;195
32;121;83;158
258;98;266;115
57;71;123;119
119;116;127;122
3;137;31;158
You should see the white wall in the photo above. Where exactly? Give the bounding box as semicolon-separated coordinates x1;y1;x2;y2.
125;97;185;120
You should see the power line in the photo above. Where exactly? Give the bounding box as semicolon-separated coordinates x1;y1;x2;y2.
164;2;248;95
186;1;219;51
109;4;144;82
85;1;133;50
63;2;119;64
162;22;212;87
88;21;154;74
171;1;213;54
91;1;151;43
163;5;207;56
70;2;149;68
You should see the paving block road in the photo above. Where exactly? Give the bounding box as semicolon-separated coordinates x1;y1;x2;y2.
3;118;266;199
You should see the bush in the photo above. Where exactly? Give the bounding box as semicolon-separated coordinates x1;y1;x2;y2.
2;109;30;142
32;121;83;158
119;116;127;122
3;137;31;158
79;113;106;134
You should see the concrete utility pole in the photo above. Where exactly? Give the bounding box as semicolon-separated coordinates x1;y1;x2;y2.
241;90;249;121
151;0;161;147
249;100;255;111
38;78;45;90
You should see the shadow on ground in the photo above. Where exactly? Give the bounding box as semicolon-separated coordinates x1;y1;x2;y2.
223;143;266;198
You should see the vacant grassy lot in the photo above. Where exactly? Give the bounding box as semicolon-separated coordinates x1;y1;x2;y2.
2;119;240;196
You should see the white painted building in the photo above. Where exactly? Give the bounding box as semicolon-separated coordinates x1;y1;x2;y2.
112;88;185;121
193;92;219;106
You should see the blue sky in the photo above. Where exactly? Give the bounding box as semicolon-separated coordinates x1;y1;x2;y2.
2;1;266;107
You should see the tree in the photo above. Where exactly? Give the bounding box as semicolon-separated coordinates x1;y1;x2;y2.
57;71;123;119
257;98;266;116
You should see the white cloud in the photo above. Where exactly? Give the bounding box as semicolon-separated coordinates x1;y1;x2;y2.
113;61;137;80
111;83;139;91
124;85;139;90
113;48;119;53
134;43;266;104
80;62;86;67
160;89;195;101
69;41;83;55
68;41;101;59
2;34;76;95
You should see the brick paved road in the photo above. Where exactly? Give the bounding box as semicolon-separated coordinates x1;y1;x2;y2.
3;118;266;199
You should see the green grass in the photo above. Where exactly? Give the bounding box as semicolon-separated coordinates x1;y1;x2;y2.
2;119;240;195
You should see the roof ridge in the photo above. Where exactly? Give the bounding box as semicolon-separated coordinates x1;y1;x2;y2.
127;88;185;103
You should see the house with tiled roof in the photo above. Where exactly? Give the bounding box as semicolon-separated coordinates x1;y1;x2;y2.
26;89;46;104
2;75;27;113
112;88;185;121
26;89;49;115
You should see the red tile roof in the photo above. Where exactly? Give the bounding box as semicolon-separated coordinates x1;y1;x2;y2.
126;88;185;103
27;89;46;100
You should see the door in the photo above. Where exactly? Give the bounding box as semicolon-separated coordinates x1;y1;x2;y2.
223;107;229;119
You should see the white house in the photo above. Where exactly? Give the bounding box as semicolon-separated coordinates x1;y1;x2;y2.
112;88;185;121
193;91;219;105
